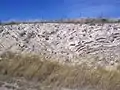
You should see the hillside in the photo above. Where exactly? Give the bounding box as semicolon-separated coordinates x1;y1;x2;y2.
1;21;120;90
0;22;120;68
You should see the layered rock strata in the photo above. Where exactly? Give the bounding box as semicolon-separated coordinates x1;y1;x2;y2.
1;23;120;67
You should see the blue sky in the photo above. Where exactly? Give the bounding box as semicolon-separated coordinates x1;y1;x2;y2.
0;0;120;21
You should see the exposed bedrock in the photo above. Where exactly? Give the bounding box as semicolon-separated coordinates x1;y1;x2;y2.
1;23;120;67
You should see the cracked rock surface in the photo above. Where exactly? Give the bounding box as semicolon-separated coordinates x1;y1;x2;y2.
1;23;120;67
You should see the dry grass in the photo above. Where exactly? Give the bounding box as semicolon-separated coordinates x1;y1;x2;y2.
0;52;120;90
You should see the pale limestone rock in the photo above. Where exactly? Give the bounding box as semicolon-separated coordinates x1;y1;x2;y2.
0;23;120;67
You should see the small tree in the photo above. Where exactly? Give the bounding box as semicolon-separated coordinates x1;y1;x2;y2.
117;19;120;23
0;20;2;25
101;18;108;23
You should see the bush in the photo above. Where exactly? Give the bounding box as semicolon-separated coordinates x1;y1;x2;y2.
0;20;2;25
4;21;19;25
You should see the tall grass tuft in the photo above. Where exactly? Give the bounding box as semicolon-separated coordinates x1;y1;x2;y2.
0;52;120;90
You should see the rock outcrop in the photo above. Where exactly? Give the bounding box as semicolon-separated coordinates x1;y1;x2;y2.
0;23;120;67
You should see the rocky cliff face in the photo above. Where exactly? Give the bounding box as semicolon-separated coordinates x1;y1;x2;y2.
0;23;120;67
